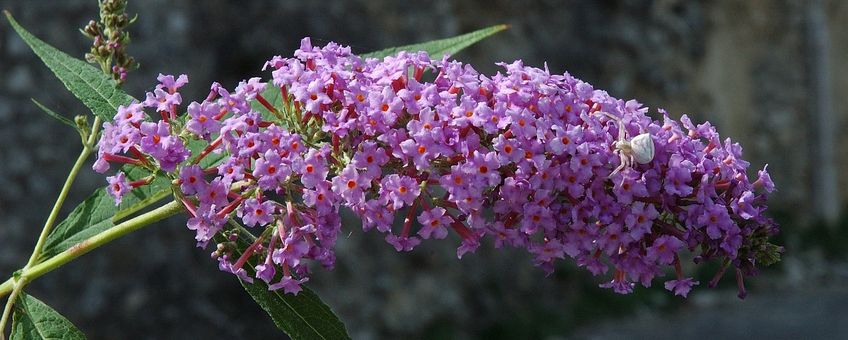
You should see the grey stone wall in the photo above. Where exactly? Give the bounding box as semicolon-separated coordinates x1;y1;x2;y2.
0;0;845;339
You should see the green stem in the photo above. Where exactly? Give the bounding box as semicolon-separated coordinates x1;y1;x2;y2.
0;277;27;340
112;188;170;222
0;197;174;297
0;199;182;337
21;200;183;283
24;116;102;269
0;279;10;298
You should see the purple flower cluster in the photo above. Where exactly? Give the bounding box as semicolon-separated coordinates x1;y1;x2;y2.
95;74;190;176
95;38;780;297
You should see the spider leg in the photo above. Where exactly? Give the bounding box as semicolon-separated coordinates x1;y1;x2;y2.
609;152;628;178
609;163;626;178
618;117;626;143
596;111;626;142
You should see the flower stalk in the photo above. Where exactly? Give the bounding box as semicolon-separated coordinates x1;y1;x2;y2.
25;116;102;268
0;200;182;301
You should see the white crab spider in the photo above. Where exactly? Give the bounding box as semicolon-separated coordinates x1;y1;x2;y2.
594;111;655;177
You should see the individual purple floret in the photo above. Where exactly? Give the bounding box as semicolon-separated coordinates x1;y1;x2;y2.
178;165;206;195
664;278;700;298
186;101;222;141
157;73;188;93
238;198;276;227
417;207;450;240
106;171;130;205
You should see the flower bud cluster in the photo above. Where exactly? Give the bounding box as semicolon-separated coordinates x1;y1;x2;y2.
81;0;137;83
95;38;780;297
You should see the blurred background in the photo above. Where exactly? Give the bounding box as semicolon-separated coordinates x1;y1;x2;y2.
1;0;847;339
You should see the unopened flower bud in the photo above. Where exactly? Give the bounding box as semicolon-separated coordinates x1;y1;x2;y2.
83;20;99;36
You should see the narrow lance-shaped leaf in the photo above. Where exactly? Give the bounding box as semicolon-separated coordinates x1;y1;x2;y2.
39;166;171;260
241;28;515;338
5;16;226;256
5;11;134;122
214;229;350;340
8;8;348;339
31;99;76;129
361;24;508;59
10;293;86;340
254;24;508;123
39;139;226;261
13;13;503;339
1;11;170;260
241;282;350;340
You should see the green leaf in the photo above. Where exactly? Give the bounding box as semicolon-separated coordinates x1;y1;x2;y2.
5;11;134;122
10;293;86;340
39;166;171;260
7;9;346;340
755;242;783;266
361;24;508;59
216;229;350;340
37;119;227;260
252;85;286;124
252;25;508;130
241;281;350;340
37;130;226;260
31;99;76;129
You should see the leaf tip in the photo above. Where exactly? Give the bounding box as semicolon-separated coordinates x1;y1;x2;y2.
30;98;77;129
